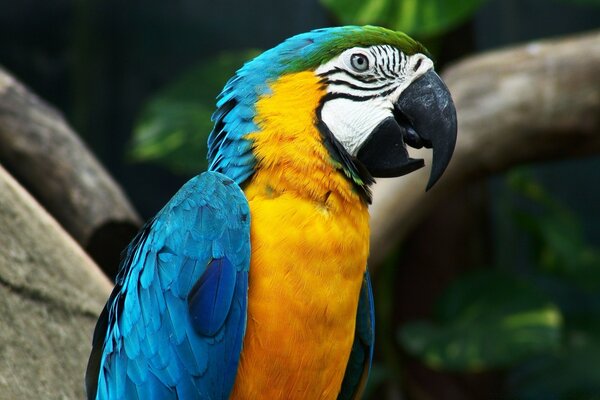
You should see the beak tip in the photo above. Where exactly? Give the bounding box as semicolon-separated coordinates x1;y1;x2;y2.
425;124;456;191
425;165;444;191
396;70;457;193
425;178;436;192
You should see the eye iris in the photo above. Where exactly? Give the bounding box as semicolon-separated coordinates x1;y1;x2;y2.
350;54;369;71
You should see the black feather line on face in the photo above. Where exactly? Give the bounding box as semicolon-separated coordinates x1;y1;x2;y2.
326;79;397;92
315;94;374;204
319;67;381;84
319;87;398;103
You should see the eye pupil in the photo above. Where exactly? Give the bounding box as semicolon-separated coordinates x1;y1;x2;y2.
350;54;369;72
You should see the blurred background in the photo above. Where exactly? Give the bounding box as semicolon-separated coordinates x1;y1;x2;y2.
1;0;599;399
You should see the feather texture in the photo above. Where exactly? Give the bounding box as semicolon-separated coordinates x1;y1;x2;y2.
338;272;375;400
87;25;430;400
86;172;251;400
207;26;427;192
228;70;371;399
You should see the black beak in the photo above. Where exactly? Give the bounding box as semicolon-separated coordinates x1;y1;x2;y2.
356;70;457;190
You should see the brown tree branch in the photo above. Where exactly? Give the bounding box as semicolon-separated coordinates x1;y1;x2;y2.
0;68;142;275
0;163;111;399
370;30;600;267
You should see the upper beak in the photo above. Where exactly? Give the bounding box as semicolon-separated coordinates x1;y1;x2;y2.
397;69;457;190
356;69;457;190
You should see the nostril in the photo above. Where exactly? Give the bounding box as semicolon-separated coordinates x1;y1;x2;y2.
404;126;424;149
413;58;423;72
393;105;424;149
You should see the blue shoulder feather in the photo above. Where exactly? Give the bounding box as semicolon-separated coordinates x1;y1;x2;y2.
86;171;251;400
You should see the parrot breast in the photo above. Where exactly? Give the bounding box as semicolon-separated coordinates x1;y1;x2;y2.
230;72;370;399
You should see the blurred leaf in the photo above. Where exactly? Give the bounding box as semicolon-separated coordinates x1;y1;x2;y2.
508;329;600;400
320;0;486;37
508;170;600;290
129;50;260;174
531;274;600;325
399;270;562;371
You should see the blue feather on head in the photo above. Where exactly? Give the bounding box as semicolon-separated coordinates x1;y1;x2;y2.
206;25;426;185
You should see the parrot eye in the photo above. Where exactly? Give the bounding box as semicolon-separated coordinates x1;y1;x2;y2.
349;53;370;72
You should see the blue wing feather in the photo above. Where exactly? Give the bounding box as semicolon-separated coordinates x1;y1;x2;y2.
86;171;251;400
188;258;237;337
338;271;375;400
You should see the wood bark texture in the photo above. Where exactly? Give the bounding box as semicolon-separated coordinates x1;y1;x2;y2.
0;164;111;399
0;68;141;275
369;30;600;266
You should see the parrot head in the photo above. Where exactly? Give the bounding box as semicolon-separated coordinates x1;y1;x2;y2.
208;26;457;199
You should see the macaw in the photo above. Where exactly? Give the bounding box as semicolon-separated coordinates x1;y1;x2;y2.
86;25;457;400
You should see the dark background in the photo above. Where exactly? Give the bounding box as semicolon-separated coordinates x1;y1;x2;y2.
1;1;599;398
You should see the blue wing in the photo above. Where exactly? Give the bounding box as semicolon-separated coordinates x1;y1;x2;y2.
86;171;251;400
338;271;375;400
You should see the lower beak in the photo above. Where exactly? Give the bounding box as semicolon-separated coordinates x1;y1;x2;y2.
356;70;457;190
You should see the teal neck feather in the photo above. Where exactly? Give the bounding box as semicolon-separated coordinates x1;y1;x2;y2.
207;26;426;198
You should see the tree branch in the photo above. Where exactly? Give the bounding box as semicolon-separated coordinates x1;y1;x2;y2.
0;68;141;275
0;164;110;399
369;30;600;267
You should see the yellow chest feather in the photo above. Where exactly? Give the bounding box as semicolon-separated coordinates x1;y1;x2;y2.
230;72;370;399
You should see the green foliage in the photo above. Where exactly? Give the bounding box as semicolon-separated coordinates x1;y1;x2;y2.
398;168;600;398
503;170;600;399
508;331;600;399
399;270;562;371
320;0;487;38
508;171;600;291
129;50;260;174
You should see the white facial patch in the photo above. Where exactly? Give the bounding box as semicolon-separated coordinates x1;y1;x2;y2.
320;97;392;156
315;45;434;156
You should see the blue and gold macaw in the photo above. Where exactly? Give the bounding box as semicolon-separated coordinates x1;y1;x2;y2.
86;26;457;400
